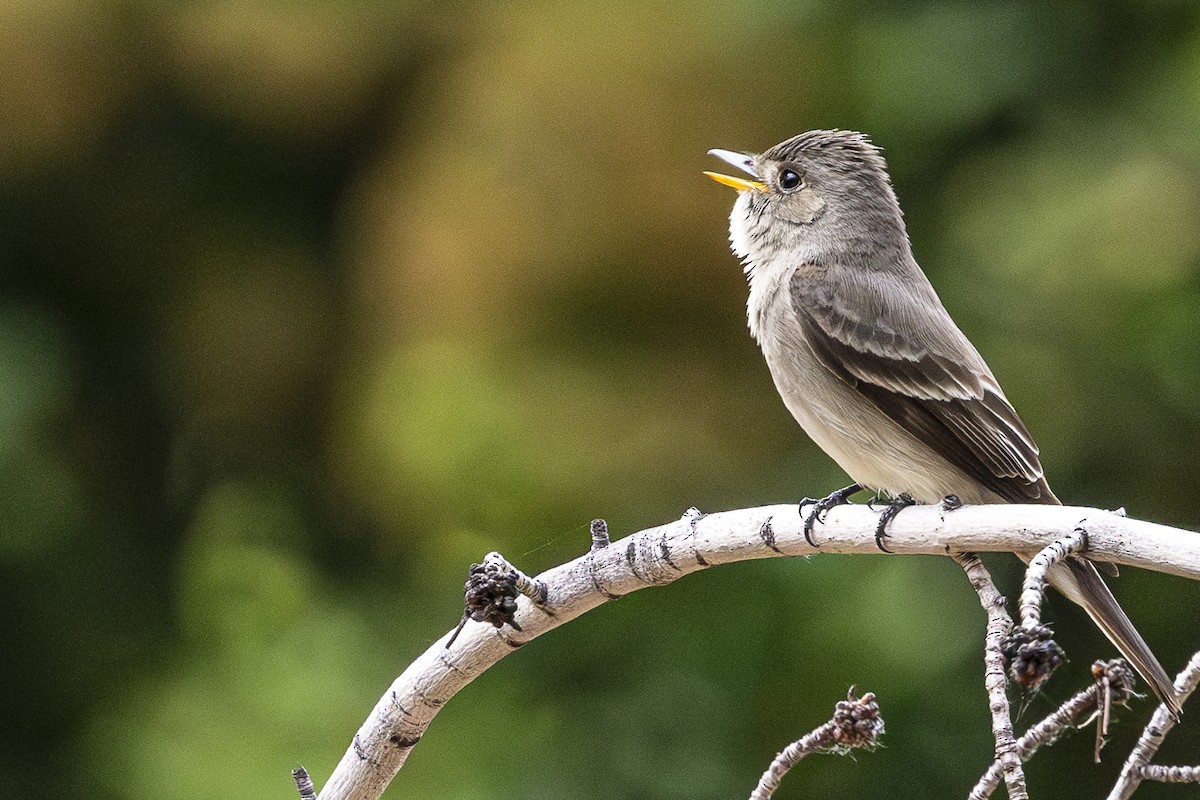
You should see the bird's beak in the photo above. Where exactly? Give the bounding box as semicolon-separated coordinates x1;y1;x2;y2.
705;148;766;192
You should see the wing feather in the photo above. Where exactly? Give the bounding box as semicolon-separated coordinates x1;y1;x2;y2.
792;266;1052;503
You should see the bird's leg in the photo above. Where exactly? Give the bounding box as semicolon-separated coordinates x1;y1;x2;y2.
873;493;915;552
800;483;862;547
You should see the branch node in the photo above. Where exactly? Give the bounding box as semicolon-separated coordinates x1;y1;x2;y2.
747;689;884;800
589;519;610;551
292;766;316;800
759;516;782;553
1091;659;1137;762
452;552;548;645
1001;625;1065;691
831;687;886;749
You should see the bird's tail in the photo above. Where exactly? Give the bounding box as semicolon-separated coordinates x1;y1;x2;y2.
1051;557;1181;718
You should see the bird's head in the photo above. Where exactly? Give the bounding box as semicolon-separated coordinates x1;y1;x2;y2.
706;130;907;273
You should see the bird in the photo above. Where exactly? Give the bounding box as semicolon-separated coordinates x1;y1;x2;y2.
705;129;1179;716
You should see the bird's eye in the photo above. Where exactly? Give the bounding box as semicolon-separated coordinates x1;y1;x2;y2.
778;169;803;192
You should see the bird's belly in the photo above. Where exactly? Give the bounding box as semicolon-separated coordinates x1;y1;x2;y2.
761;337;999;505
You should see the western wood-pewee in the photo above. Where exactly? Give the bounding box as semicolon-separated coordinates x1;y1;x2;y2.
706;129;1178;715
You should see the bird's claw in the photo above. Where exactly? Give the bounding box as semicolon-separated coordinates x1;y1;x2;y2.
800;483;862;547
874;493;915;552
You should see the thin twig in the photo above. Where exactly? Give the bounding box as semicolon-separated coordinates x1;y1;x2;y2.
1091;659;1131;763
1140;765;1200;783
1108;649;1200;800
970;660;1136;799
747;689;884;800
955;553;1027;800
1018;529;1088;629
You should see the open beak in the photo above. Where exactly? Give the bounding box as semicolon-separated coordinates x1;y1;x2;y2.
704;148;766;192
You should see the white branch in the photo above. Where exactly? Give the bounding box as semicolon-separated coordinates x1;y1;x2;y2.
1019;530;1088;629
748;689;884;800
1140;765;1200;783
311;502;1200;800
971;660;1136;799
1108;650;1200;800
955;553;1027;800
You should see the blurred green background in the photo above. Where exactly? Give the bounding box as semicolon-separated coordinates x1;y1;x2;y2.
3;0;1200;797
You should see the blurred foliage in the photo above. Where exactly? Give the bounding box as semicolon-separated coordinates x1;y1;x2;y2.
2;0;1200;797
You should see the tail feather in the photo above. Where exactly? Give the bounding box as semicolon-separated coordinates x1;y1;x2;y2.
1055;558;1181;718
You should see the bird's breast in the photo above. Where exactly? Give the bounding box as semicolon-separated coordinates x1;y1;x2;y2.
751;282;999;505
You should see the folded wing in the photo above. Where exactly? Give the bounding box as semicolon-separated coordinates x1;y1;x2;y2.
791;265;1052;503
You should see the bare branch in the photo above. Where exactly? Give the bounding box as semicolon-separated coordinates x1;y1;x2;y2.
1018;529;1088;629
1139;765;1200;783
747;689;884;800
970;660;1136;799
1108;650;1200;800
308;502;1200;800
955;553;1027;800
1000;533;1088;693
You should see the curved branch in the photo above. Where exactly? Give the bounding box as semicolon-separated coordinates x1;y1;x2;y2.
312;502;1200;800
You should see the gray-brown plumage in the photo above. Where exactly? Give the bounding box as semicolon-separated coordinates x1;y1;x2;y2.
707;129;1179;716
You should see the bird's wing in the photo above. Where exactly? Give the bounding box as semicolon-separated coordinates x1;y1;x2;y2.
790;265;1052;503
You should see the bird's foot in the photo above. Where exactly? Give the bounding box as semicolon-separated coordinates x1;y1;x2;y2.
940;494;962;512
800;483;862;547
874;493;915;552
